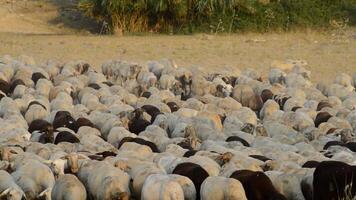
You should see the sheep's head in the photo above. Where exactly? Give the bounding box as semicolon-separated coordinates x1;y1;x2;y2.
0;188;25;200
172;81;184;96
64;153;85;174
184;125;196;138
340;129;354;143
262;160;277;171
45;124;54;135
241;123;255;134
114;160;131;172
0;160;10;171
130;64;142;79
132;108;145;119
217;152;234;165
215;84;225;98
81;63;91;74
148;77;157;88
37;188;51;200
221;76;231;85
183;125;201;149
118;192;130;200
49;159;65;178
0;147;18;161
254;125;268;137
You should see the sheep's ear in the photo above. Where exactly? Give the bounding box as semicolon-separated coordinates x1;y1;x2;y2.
59;155;68;160
37;188;51;199
77;154;87;159
42;160;53;165
0;188;10;197
9;150;18;154
9;162;15;171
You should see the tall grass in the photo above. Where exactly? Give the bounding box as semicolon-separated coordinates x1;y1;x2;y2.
78;0;356;34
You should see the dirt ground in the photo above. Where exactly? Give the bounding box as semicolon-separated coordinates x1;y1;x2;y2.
0;0;355;83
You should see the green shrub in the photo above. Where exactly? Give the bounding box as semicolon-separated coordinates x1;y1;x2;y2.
78;0;356;34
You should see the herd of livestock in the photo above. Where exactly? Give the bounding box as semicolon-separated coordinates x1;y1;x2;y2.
0;55;355;200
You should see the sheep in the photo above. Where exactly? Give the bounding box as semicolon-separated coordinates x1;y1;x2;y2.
85;162;131;200
172;162;210;199
230;170;287;200
269;68;286;85
25;104;49;124
141;174;185;200
200;176;247;200
0;170;25;200
1;57;356;200
11;159;55;200
51;174;86;200
128;108;151;135
130;163;166;199
159;74;176;90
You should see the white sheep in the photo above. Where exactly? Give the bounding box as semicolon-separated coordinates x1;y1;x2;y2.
0;170;25;200
141;174;185;200
51;174;87;200
200;176;247;200
85;162;131;200
11;159;55;200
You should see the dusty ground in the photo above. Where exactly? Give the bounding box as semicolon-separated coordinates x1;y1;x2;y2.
0;0;355;83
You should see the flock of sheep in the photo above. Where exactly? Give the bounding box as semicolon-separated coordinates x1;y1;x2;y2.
0;54;355;200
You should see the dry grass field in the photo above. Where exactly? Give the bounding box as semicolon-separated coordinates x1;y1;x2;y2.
0;0;355;83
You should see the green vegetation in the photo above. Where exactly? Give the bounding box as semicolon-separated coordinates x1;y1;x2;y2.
78;0;356;34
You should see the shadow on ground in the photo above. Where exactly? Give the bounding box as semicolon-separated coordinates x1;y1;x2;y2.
47;0;101;34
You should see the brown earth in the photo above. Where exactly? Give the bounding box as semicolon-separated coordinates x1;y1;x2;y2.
0;0;355;83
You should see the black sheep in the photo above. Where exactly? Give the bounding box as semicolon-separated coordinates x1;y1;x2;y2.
302;160;320;168
260;89;274;103
53;111;79;132
172;162;209;199
226;136;250;147
317;101;332;111
54;131;80;144
183;150;198;157
118;137;160;153
31;72;47;85
141;105;162;123
166;102;180;112
28;119;52;133
88;83;101;90
102;81;114;87
177;140;194;151
27;101;47;111
313;161;356;200
314;112;332;127
76;117;96;131
9;79;25;93
249;155;272;162
0;79;10;95
128;108;151;135
141;91;151;98
230;170;286;200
